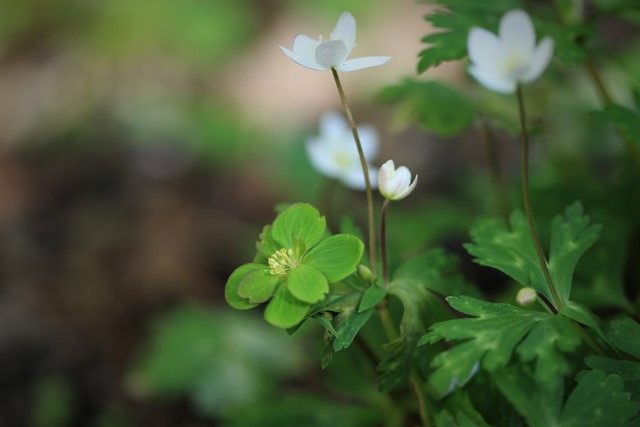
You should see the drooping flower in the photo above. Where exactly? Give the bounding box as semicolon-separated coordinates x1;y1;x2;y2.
306;111;379;190
467;9;554;94
280;11;390;72
378;160;418;201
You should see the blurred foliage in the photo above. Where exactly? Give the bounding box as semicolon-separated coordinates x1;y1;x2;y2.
30;376;76;427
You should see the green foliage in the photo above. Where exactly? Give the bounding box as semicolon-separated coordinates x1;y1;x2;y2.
225;203;364;328
465;202;600;304
378;79;475;136
606;315;640;358
31;376;76;427
129;307;304;417
420;296;581;398
495;369;639;427
595;104;640;145
585;356;640;400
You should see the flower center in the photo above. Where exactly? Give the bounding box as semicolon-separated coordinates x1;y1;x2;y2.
315;39;348;68
502;51;527;79
332;149;352;169
268;248;299;276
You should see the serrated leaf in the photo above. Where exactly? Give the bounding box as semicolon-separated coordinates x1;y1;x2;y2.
225;263;261;310
332;308;374;351
606;316;640;358
271;203;326;250
237;267;280;304
421;296;583;398
585;356;640;400
304;234;363;282
559;300;608;344
287;264;328;304
264;285;309;329
358;284;387;313
561;370;638;426
548;202;602;302
378;79;474;136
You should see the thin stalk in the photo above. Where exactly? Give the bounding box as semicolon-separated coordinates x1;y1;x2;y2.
516;85;563;310
409;375;430;427
331;68;377;277
380;199;391;285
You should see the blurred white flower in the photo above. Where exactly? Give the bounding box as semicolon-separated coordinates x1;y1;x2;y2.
280;12;390;72
467;9;554;94
306;111;379;190
378;160;417;201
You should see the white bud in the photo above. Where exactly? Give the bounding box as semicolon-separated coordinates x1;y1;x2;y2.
516;287;537;306
378;160;418;201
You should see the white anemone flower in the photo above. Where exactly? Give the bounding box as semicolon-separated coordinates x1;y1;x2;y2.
280;12;390;72
306;111;379;190
467;9;554;94
378;160;418;201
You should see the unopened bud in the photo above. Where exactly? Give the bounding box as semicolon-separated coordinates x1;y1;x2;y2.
357;264;373;283
516;287;537;306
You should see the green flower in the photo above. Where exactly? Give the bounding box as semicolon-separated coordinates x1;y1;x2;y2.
225;203;364;328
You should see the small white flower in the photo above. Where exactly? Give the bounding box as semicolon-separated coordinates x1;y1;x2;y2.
280;11;390;72
467;9;554;94
516;287;537;306
378;160;418;201
306;111;379;190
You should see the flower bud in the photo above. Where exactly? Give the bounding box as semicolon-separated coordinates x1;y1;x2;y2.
378;160;418;201
516;287;537;306
357;264;373;283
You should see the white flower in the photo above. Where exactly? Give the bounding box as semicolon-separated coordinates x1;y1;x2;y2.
306;111;379;190
516;287;537;306
378;160;417;201
280;11;390;72
467;9;554;94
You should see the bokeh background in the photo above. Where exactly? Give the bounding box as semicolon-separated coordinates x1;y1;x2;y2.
0;0;638;426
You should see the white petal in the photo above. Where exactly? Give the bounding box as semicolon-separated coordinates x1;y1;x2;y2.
388;166;411;197
320;111;347;138
468;65;516;94
280;45;327;71
356;124;379;160
342;165;378;190
396;175;418;200
315;39;348;68
499;9;535;57
520;37;554;83
331;12;356;54
467;27;502;70
378;160;395;196
306;138;342;178
293;34;321;56
336;56;390;72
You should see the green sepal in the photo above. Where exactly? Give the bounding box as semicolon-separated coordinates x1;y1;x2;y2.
304;234;363;282
287;264;329;304
271;203;326;250
264;285;309;329
225;263;261;310
256;225;279;257
237;267;281;304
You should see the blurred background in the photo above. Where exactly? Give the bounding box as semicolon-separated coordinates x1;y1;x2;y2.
0;0;638;426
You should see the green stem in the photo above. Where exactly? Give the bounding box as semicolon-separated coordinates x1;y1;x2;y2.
331;68;377;278
380;199;390;286
516;85;563;310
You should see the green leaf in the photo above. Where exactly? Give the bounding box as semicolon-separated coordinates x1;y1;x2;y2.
264;285;309;329
378;79;474;136
271;203;326;250
225;263;261;310
237;267;280;304
585;356;640;400
287;264;329;304
304;234;363;282
606;316;640;358
559;301;608;344
464;210;549;299
358;284;387;313
516;315;581;389
332;308;374;351
595;104;640;144
561;370;638;426
420;297;580;397
393;249;481;297
548;202;602;302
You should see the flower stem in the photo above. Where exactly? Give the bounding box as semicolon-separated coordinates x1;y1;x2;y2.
380;199;390;285
515;85;563;310
330;68;377;277
409;374;430;427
